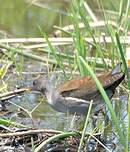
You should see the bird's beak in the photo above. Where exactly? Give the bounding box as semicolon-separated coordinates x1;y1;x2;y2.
28;83;38;92
28;86;43;95
26;87;32;92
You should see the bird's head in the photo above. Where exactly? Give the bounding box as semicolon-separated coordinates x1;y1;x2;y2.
32;76;49;94
32;74;57;94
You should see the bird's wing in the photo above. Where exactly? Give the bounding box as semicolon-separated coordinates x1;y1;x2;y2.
58;63;124;95
58;71;124;98
57;72;110;96
58;76;93;93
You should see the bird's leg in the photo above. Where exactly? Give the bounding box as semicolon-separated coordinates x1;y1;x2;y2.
92;104;105;129
69;113;82;131
101;107;112;139
92;105;111;139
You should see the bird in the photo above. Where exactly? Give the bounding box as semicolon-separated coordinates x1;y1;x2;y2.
31;63;125;115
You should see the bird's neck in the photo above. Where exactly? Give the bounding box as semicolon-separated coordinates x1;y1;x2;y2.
45;84;60;106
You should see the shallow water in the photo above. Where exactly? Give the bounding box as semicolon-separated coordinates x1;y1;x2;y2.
0;1;128;151
0;60;128;152
0;0;69;37
4;62;128;131
0;0;121;37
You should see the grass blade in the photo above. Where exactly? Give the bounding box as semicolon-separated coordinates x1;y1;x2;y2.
79;56;126;147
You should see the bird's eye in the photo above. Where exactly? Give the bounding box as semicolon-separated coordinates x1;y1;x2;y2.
33;80;37;86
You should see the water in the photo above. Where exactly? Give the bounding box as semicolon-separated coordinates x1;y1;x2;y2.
0;0;68;37
0;0;120;37
0;0;128;151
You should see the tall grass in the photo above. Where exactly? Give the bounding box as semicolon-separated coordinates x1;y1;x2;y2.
1;0;129;151
79;56;126;147
41;0;130;151
115;32;130;152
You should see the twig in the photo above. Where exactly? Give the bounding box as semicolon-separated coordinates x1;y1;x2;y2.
22;42;71;49
0;36;130;44
0;43;70;66
0;88;29;99
54;20;130;35
0;129;62;137
1;94;16;101
84;2;98;22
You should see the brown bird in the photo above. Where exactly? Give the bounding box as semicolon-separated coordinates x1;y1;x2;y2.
32;64;125;115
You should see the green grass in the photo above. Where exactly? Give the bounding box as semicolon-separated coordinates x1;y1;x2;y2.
34;131;79;152
0;0;130;151
78;100;93;152
79;56;126;147
38;0;129;151
0;118;27;128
